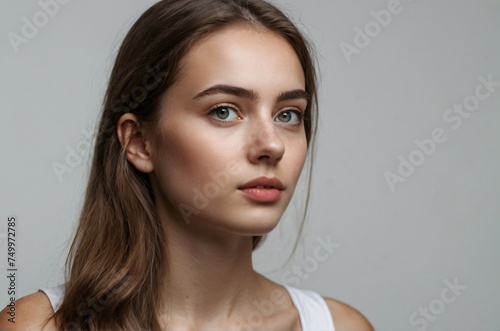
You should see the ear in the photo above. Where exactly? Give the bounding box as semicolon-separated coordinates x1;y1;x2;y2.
116;113;154;173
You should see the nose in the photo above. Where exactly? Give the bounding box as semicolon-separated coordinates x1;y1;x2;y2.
247;120;285;164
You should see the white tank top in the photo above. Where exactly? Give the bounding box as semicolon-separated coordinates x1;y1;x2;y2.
39;283;335;331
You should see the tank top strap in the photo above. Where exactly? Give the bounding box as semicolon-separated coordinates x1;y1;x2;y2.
280;283;335;331
38;283;65;313
38;282;335;330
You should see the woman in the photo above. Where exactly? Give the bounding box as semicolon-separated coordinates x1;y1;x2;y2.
1;0;373;330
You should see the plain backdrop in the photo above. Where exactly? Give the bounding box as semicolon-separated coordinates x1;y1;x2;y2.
1;1;499;330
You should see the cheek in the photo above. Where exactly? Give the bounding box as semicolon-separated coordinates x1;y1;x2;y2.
285;135;308;178
152;122;235;202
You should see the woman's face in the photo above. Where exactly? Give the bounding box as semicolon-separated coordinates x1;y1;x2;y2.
150;25;308;236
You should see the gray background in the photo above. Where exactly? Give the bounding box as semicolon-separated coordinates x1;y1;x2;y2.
1;1;499;330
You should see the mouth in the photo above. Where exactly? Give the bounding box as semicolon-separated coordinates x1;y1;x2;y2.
238;177;285;190
238;177;285;202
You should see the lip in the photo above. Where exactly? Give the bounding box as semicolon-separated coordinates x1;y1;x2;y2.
238;176;285;190
238;177;285;202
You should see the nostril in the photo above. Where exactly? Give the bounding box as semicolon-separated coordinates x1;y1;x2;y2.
257;154;283;162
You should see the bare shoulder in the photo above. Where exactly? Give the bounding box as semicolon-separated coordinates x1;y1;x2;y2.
323;296;374;331
0;292;56;330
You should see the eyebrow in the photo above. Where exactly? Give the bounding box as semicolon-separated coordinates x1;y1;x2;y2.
192;84;310;103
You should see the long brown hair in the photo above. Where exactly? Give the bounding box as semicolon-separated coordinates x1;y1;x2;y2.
54;0;318;329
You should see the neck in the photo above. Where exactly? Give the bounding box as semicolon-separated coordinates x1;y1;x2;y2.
157;204;267;327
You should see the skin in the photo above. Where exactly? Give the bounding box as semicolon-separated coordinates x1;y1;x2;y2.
0;25;373;331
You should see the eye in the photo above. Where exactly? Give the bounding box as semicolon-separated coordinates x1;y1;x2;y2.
275;109;303;125
208;104;240;122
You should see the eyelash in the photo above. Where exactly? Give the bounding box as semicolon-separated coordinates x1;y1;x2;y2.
208;103;241;124
207;103;305;127
278;109;305;127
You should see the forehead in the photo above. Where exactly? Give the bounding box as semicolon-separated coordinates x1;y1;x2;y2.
173;25;306;95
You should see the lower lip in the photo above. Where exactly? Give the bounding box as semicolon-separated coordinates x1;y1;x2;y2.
239;188;282;202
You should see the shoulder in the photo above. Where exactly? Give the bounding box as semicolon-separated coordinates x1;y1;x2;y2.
0;292;57;330
323;296;374;331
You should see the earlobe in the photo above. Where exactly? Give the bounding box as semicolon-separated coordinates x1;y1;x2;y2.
116;113;154;173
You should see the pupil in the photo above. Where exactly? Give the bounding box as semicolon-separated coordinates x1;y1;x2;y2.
280;112;291;122
217;107;229;119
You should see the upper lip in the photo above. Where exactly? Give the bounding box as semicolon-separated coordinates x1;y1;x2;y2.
238;177;285;190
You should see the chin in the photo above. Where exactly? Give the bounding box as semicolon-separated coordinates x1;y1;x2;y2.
245;209;284;231
238;217;281;236
196;208;284;237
